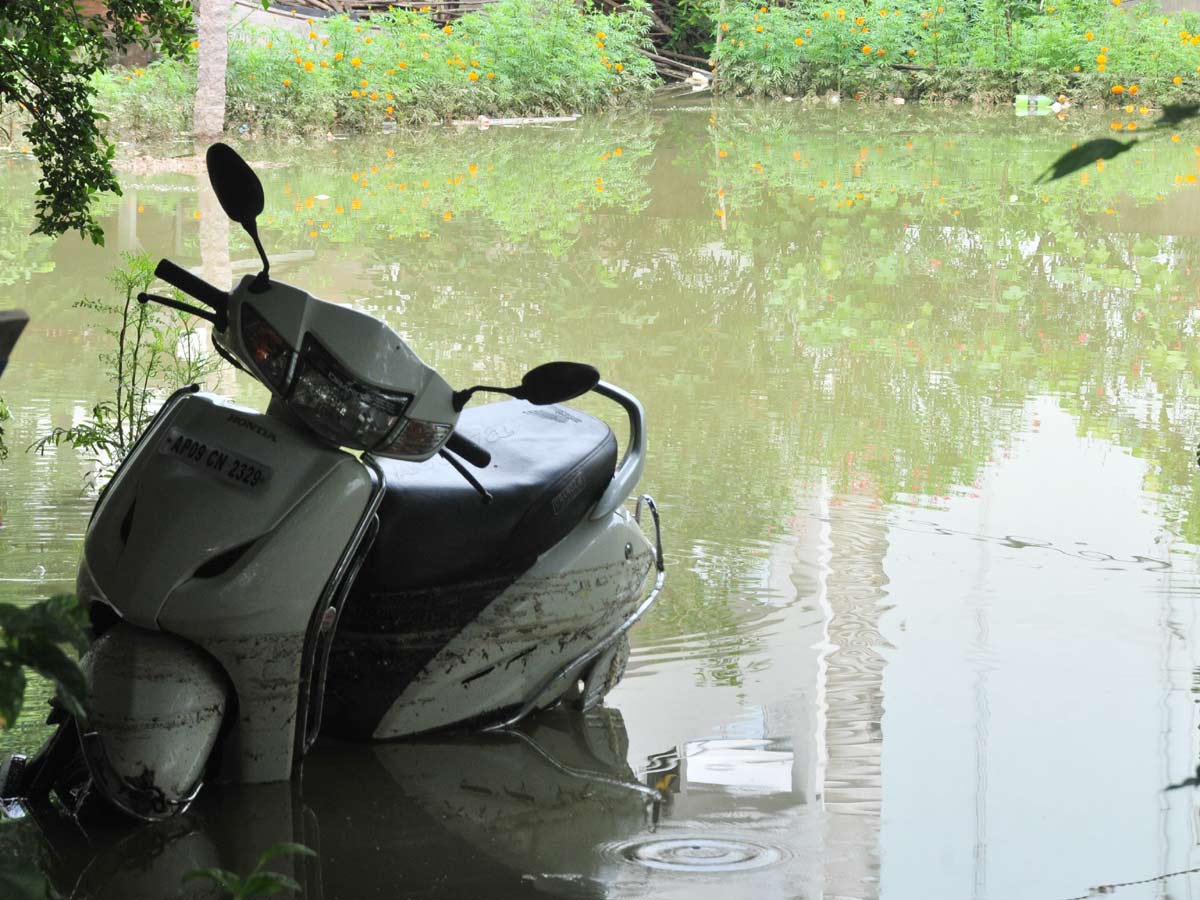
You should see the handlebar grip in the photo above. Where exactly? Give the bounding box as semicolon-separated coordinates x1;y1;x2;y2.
446;432;491;468
155;259;229;315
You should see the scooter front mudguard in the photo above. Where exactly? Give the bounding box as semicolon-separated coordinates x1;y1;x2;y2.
79;623;228;820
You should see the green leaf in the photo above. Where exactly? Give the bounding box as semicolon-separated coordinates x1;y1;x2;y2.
256;843;317;865
240;871;302;898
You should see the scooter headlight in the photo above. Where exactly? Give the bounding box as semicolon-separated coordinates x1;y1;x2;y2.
288;333;412;450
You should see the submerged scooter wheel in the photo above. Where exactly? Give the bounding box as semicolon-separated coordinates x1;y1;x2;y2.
79;624;229;820
574;634;631;712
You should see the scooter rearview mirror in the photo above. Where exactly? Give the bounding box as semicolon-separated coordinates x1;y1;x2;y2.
205;142;271;290
515;362;600;406
206;142;264;226
450;361;600;412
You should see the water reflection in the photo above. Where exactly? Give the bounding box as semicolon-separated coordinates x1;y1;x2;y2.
5;104;1200;897
18;709;657;899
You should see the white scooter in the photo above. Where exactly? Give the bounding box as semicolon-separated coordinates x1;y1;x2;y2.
2;143;663;821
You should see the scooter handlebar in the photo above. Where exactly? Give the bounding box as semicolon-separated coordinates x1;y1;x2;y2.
155;259;229;319
446;432;491;468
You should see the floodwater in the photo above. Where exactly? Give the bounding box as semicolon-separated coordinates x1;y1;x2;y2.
3;100;1200;899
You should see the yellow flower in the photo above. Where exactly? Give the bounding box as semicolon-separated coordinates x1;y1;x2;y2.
862;45;872;53
468;71;479;80
386;105;394;114
1073;65;1081;71
1111;84;1124;93
351;199;361;210
399;61;408;68
370;91;379;100
721;21;729;30
351;89;360;98
468;164;478;174
822;10;830;17
1096;54;1106;63
305;60;314;71
1175;75;1184;84
365;36;373;43
351;57;362;66
309;30;318;39
361;78;369;87
283;78;292;86
487;71;494;78
335;51;344;60
615;62;624;71
443;24;453;33
756;25;764;32
443;210;453;220
715;209;725;217
320;60;329;68
718;149;727;157
322;38;328;46
1097;63;1106;72
192;210;202;219
1172;133;1181;142
1085;31;1094;39
795;36;804;45
597;31;606;39
1112;0;1120;5
191;40;199;49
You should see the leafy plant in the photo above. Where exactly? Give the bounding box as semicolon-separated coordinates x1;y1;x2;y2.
93;0;658;139
711;0;1200;102
30;252;219;481
0;594;88;731
184;843;317;900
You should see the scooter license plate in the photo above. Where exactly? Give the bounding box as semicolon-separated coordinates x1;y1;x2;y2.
158;427;272;491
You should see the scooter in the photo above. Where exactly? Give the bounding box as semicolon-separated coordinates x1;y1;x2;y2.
1;143;664;822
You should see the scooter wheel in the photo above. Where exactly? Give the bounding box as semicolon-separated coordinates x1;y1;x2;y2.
573;634;631;712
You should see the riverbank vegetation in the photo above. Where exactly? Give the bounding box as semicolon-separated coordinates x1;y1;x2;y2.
712;0;1200;102
94;0;657;138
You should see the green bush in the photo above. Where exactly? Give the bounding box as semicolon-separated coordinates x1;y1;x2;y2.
93;0;657;138
712;0;1200;102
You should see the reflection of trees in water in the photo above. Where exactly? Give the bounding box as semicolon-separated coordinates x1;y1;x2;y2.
5;108;1200;680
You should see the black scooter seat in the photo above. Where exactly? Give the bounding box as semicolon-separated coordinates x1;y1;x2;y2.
358;400;618;594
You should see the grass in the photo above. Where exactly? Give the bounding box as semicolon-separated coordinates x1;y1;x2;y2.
93;0;657;139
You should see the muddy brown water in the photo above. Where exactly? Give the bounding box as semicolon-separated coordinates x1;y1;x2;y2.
3;101;1200;898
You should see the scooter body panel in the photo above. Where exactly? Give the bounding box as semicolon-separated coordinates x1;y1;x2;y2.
79;393;375;783
371;509;654;738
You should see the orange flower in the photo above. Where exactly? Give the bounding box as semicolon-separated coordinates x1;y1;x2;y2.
1111;84;1125;93
1128;84;1139;94
615;62;624;71
190;39;199;49
720;21;729;30
468;71;479;81
861;45;872;53
1174;75;1183;84
335;51;343;60
304;60;314;71
487;71;495;78
283;78;292;87
351;57;362;66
